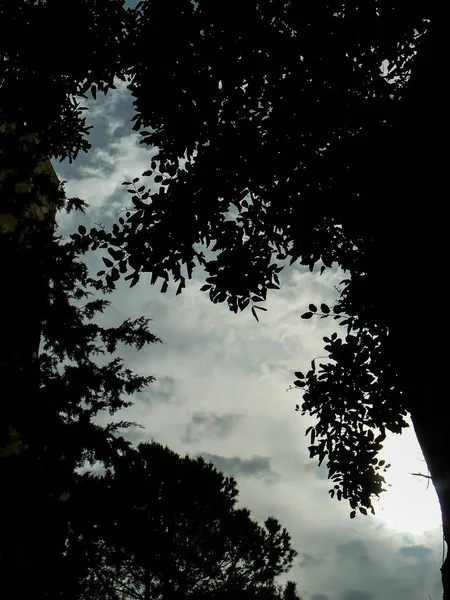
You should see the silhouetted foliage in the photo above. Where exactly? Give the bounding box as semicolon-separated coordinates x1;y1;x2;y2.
0;125;159;597
0;0;134;161
65;442;300;600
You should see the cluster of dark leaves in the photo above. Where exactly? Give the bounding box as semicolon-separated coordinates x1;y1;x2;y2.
295;301;409;515
0;0;135;161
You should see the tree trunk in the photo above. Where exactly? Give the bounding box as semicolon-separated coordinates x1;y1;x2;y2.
0;123;63;598
379;22;441;596
410;401;449;599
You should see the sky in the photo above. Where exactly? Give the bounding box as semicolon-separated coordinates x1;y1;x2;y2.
53;79;443;600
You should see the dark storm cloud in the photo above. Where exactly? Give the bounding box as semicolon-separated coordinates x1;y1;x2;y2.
336;540;373;564
198;452;278;480
311;595;331;600
399;544;434;562
183;411;244;442
298;552;326;568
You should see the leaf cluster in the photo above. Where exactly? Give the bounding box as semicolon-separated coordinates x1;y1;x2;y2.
0;0;135;161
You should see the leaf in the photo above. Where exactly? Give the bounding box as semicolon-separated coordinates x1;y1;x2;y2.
359;507;367;515
78;224;86;235
161;280;168;293
200;284;212;291
337;489;342;501
255;305;267;311
301;312;313;319
310;429;315;444
350;511;356;519
122;181;132;186
321;303;330;314
138;186;145;193
142;170;152;177
102;257;113;268
133;177;139;183
96;270;105;277
294;380;305;388
130;273;140;288
294;371;305;379
154;175;163;183
251;306;259;322
308;304;317;312
239;298;250;311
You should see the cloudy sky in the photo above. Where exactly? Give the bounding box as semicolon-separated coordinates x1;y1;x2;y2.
53;79;443;600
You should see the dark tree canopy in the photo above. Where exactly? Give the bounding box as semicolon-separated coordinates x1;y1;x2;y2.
0;0;134;161
65;442;300;599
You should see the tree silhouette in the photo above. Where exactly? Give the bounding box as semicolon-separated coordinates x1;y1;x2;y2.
0;141;159;597
1;2;142;596
65;442;301;599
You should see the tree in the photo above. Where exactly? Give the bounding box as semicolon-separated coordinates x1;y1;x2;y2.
73;1;440;595
65;441;301;599
0;139;160;597
1;1;142;596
